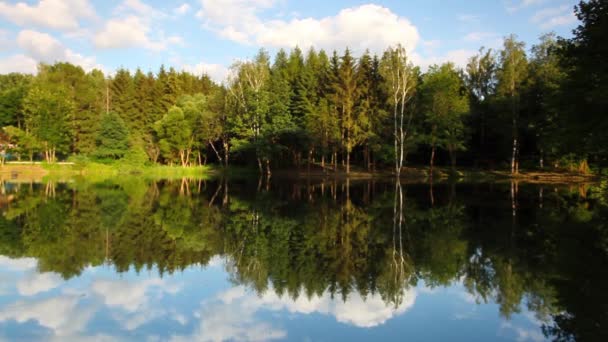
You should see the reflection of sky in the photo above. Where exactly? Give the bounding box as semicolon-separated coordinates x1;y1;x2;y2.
0;255;547;342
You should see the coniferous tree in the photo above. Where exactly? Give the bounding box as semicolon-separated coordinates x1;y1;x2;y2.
95;111;130;160
334;49;359;174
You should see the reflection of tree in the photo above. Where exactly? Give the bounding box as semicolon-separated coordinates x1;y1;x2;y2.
0;179;606;340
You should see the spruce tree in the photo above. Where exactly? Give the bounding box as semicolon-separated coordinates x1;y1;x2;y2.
95;111;130;160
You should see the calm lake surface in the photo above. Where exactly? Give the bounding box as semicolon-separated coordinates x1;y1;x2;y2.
0;177;606;341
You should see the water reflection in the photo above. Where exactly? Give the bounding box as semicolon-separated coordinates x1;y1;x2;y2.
0;178;606;341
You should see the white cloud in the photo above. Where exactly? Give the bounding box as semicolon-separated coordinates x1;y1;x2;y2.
531;5;577;29
0;295;95;336
0;0;96;31
181;62;229;83
17;30;65;61
0;54;38;74
94;15;181;51
116;0;165;19
172;284;416;342
16;30;102;72
91;278;181;313
250;287;417;328
0;30;12;51
197;2;420;55
500;321;546;342
0;256;37;271
506;0;548;13
174;3;191;16
17;271;63;296
415;48;478;70
463;31;498;42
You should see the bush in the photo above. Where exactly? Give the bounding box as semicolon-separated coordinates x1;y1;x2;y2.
121;146;149;167
67;155;91;171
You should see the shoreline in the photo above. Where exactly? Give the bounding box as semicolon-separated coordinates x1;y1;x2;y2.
0;162;601;184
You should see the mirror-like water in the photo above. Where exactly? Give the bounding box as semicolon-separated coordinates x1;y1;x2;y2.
0;178;606;341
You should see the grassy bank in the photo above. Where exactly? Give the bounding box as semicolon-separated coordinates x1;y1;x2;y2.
0;161;216;182
0;161;601;184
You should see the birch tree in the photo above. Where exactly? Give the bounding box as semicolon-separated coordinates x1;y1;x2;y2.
227;49;271;174
380;45;418;177
497;35;528;174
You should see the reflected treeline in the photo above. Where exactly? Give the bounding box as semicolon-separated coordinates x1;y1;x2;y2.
0;178;606;341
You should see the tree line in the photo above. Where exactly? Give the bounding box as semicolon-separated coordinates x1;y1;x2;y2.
0;0;605;175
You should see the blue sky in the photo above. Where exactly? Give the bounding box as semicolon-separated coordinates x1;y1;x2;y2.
0;0;580;82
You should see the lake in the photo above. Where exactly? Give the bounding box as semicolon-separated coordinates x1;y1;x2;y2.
0;177;606;341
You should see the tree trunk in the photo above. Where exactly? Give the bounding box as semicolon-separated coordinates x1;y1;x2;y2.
257;158;263;174
223;140;229;168
346;150;350;174
511;137;518;174
265;158;271;176
308;149;312;174
209;140;222;164
430;145;436;175
449;147;456;171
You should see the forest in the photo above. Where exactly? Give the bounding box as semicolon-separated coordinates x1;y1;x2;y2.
0;0;605;176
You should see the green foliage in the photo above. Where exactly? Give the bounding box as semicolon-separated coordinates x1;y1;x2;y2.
421;63;470;167
95;112;130;160
22;81;74;161
555;0;608;162
154;106;192;165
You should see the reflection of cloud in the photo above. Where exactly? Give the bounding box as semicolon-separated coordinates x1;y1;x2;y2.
250;287;416;328
17;271;63;296
0;295;95;336
172;285;415;341
500;322;546;342
206;255;226;268
0;256;37;271
172;301;287;342
92;278;181;312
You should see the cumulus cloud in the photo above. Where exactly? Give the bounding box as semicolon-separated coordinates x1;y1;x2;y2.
500;321;546;342
197;2;420;55
95;16;156;50
0;295;95;336
250;286;416;328
531;5;577;29
172;284;416;341
17;271;63;296
16;30;102;72
0;0;96;31
0;55;38;74
17;30;65;61
94;15;182;51
181;62;229;83
91;278;181;313
0;256;38;271
0;30;12;51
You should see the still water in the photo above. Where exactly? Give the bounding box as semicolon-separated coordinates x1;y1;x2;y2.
0;177;606;341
